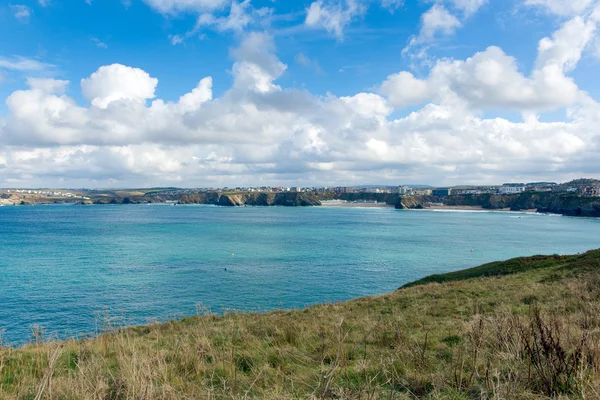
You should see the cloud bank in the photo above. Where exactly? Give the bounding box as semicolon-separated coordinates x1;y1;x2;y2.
1;2;600;187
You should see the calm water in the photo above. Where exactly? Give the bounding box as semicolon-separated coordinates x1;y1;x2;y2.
1;204;599;345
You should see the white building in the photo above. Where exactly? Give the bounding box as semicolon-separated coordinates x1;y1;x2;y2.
396;185;412;195
499;185;526;194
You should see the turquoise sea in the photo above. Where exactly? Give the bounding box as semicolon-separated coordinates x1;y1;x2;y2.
1;204;599;345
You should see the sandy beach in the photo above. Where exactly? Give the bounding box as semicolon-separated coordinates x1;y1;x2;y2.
320;201;394;208
424;205;539;213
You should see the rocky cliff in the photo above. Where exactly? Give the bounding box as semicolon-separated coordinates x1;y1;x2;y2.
141;191;322;207
395;192;600;217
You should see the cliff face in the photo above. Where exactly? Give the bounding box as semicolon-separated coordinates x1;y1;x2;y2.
395;192;600;217
77;190;600;216
148;192;322;207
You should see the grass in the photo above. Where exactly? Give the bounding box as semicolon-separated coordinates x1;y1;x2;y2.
1;250;600;399
401;250;600;288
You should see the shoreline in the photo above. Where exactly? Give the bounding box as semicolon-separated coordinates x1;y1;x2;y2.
423;205;539;213
320;202;393;208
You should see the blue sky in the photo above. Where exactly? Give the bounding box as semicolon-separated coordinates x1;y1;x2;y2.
1;0;572;102
1;0;600;187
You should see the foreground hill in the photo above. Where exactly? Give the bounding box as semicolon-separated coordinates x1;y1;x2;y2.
2;250;600;399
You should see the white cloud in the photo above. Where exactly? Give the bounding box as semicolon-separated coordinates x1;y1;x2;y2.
175;77;213;112
419;4;461;41
2;14;600;187
449;0;488;16
402;4;461;60
305;0;366;39
38;0;51;6
81;64;159;108
169;34;184;45
10;4;32;22
402;1;490;63
389;14;598;112
525;0;595;17
379;71;434;108
91;38;108;48
384;46;584;111
0;56;53;71
26;77;69;94
230;32;287;93
141;0;227;14
381;0;403;11
169;1;272;44
535;16;596;71
193;0;256;33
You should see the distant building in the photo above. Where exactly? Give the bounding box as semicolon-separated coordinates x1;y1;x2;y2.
432;188;452;196
397;185;412;195
526;182;556;192
453;189;481;195
499;184;526;194
579;187;600;197
412;189;432;196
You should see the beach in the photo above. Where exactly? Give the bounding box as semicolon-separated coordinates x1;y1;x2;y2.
320;201;394;208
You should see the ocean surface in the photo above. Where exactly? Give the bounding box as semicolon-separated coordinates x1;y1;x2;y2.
1;204;599;345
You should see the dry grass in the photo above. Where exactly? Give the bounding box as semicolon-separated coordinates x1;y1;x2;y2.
2;250;600;399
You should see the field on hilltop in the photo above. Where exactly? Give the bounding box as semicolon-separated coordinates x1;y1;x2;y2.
2;250;600;399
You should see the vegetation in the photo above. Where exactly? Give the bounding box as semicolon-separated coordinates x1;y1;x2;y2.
2;250;600;399
400;252;593;288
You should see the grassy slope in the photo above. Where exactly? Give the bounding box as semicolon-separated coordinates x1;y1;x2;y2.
401;251;599;288
2;250;600;399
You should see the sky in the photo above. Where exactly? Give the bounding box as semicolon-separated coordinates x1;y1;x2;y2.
0;0;599;188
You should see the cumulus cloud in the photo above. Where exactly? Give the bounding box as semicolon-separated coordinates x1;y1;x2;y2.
1;15;600;187
230;32;287;93
81;64;159;109
304;0;366;39
418;4;461;41
388;14;597;112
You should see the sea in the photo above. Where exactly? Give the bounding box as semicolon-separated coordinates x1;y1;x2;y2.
1;204;599;346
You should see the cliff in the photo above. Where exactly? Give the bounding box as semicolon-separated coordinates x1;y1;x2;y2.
142;191;322;207
395;192;600;217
